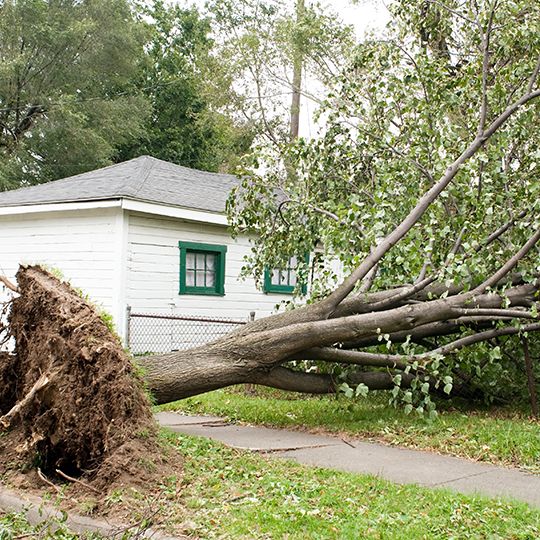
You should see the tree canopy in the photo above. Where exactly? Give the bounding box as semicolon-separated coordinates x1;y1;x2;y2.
227;0;540;409
0;0;148;189
117;0;254;172
0;0;256;190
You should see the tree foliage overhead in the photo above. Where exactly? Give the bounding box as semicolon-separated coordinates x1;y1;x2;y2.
117;0;254;172
0;0;256;190
208;0;355;145
0;0;149;189
226;0;540;410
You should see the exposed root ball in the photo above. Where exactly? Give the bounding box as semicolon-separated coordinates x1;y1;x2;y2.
0;266;176;490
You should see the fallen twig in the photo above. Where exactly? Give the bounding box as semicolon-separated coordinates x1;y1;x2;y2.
37;468;62;493
55;468;100;494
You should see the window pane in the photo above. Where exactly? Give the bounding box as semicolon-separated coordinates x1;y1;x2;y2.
186;252;195;269
206;254;216;270
196;253;205;268
289;272;297;286
205;271;215;287
271;269;281;285
289;255;298;269
194;269;205;287
186;270;195;286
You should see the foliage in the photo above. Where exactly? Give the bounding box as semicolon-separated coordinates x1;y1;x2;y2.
0;510;104;539
227;0;540;406
118;0;254;172
0;0;149;189
159;388;540;472
0;0;257;189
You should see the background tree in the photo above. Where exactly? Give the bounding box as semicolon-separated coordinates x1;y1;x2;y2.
0;0;149;190
208;0;355;147
118;0;254;172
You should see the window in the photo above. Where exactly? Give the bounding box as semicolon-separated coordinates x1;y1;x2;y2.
178;241;227;296
263;254;308;294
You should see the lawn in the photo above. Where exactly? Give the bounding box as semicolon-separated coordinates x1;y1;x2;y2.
151;431;540;539
4;429;540;539
158;388;540;473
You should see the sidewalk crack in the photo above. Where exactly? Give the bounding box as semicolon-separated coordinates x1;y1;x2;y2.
252;443;339;453
430;470;492;487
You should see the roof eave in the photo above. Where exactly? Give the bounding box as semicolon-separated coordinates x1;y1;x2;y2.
0;196;228;226
0;199;123;216
121;198;228;226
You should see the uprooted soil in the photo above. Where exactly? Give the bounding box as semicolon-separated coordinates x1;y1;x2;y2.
0;265;181;496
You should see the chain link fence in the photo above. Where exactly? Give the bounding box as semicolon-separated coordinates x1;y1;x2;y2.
127;307;250;355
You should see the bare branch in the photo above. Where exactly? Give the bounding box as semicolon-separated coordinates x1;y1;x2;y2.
471;227;540;295
359;264;378;293
422;321;540;361
455;308;537;319
527;54;540;93
250;366;415;394
367;276;437;312
297;322;540;371
478;210;527;250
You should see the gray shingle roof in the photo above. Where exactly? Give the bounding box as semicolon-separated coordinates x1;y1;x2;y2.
0;156;238;213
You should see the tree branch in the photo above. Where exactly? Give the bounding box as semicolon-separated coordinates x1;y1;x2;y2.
319;83;540;315
249;366;415;394
293;322;540;371
470;227;540;295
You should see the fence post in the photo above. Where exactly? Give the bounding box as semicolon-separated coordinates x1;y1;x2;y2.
125;305;131;348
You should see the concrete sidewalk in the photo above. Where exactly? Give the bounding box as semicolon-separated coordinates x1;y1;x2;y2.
156;411;540;509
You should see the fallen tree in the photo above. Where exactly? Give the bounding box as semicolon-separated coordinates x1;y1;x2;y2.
139;0;540;408
1;4;540;480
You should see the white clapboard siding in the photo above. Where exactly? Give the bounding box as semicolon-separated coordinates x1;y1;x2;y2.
0;207;120;322
126;211;296;319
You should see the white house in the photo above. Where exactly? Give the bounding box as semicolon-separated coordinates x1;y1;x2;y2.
0;156;302;351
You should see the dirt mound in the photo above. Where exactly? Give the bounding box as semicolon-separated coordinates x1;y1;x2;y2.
0;265;180;492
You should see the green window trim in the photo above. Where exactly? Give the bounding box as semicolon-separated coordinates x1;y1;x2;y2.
178;241;227;296
263;254;309;295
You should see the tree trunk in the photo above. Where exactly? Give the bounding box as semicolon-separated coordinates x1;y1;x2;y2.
289;0;304;140
138;279;540;404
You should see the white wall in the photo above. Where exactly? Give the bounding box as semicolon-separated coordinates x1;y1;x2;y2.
0;207;122;331
0;206;300;354
126;211;294;319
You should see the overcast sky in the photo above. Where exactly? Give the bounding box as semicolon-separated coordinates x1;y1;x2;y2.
330;0;389;37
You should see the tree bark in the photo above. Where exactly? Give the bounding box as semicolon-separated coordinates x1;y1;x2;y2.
138;279;540;404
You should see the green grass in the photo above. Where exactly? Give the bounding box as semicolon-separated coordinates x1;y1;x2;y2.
0;510;104;539
158;388;540;472
161;430;540;539
4;429;540;539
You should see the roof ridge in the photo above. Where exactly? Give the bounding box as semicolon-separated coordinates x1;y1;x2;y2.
119;156;155;196
139;155;237;179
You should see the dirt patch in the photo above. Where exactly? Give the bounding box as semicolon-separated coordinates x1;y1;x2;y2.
0;265;182;496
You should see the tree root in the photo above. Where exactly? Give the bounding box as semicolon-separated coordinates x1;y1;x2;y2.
0;372;52;430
